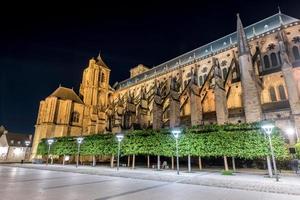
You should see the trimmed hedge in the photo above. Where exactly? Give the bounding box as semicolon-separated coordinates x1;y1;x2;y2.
37;123;288;159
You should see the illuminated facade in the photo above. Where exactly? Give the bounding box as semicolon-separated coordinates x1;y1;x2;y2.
32;11;300;158
0;126;32;162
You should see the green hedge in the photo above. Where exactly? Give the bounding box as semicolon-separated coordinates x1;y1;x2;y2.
37;123;288;159
295;142;300;158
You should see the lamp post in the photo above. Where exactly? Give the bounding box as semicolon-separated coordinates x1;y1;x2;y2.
76;137;84;168
262;124;279;182
46;139;54;166
172;129;181;175
116;133;124;171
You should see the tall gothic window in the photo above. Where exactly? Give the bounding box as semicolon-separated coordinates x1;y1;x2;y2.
278;52;282;65
222;68;228;79
278;85;287;100
199;76;203;86
270;53;278;67
184;80;188;87
204;74;207;82
71;111;80;123
101;72;105;83
263;55;270;69
269;87;277;102
293;46;300;60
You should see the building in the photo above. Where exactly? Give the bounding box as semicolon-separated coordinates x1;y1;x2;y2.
32;11;300;159
0;126;32;162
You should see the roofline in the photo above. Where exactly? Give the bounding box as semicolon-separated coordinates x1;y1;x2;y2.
117;12;299;89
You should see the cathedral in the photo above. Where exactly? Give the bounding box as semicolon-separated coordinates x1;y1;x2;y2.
31;11;300;159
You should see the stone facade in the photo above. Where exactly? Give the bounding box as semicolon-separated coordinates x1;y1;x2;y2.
0;127;32;162
32;11;300;159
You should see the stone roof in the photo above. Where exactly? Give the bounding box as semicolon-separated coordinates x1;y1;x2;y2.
0;125;5;137
118;12;299;90
49;86;83;104
96;53;110;69
3;132;32;147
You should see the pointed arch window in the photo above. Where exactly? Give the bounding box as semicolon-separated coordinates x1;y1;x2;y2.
222;68;228;79
204;74;207;82
278;52;282;65
292;46;300;60
71;111;80;123
263;55;270;69
278;85;287;100
270;53;278;67
101;72;106;83
269;87;277;102
199;76;203;86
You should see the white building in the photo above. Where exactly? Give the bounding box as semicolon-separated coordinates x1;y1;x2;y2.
0;126;32;162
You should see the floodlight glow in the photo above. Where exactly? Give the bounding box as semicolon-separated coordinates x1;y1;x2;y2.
47;139;54;145
25;140;30;146
76;137;84;144
171;129;181;139
116;134;124;142
262;124;274;135
13;148;22;155
286;127;295;135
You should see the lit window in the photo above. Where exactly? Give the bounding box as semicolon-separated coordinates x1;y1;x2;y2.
199;76;203;86
222;68;228;79
269;87;277;102
270;53;278;67
71;111;80;123
101;72;105;83
292;46;300;60
263;55;270;69
278;85;287;100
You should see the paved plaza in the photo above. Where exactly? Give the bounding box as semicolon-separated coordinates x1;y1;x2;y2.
1;165;300;200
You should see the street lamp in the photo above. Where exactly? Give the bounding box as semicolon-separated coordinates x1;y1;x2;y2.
262;124;279;182
76;137;84;168
172;128;181;175
46;138;54;166
116;133;124;171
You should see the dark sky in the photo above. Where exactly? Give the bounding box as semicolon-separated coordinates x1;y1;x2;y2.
1;1;300;134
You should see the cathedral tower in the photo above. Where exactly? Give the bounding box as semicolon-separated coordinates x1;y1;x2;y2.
80;53;111;134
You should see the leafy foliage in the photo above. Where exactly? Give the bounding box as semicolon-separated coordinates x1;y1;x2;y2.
295;142;300;159
36;123;288;159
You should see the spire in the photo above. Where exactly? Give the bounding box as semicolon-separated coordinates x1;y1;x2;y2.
96;51;110;69
278;5;281;14
236;13;250;56
278;6;284;26
252;27;256;36
97;50;102;61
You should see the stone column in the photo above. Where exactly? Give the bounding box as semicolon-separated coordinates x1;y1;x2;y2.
137;99;149;129
153;95;163;130
169;90;180;128
279;39;300;144
95;111;106;133
239;54;263;122
190;84;203;126
237;14;262;122
213;58;229;124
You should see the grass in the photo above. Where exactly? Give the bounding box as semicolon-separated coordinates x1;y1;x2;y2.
221;170;234;175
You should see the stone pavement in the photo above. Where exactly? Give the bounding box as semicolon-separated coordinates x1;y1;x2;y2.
5;163;300;196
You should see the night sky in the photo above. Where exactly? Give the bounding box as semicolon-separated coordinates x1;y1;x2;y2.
1;1;300;134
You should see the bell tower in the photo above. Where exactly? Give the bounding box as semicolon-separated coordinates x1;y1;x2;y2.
80;53;111;134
